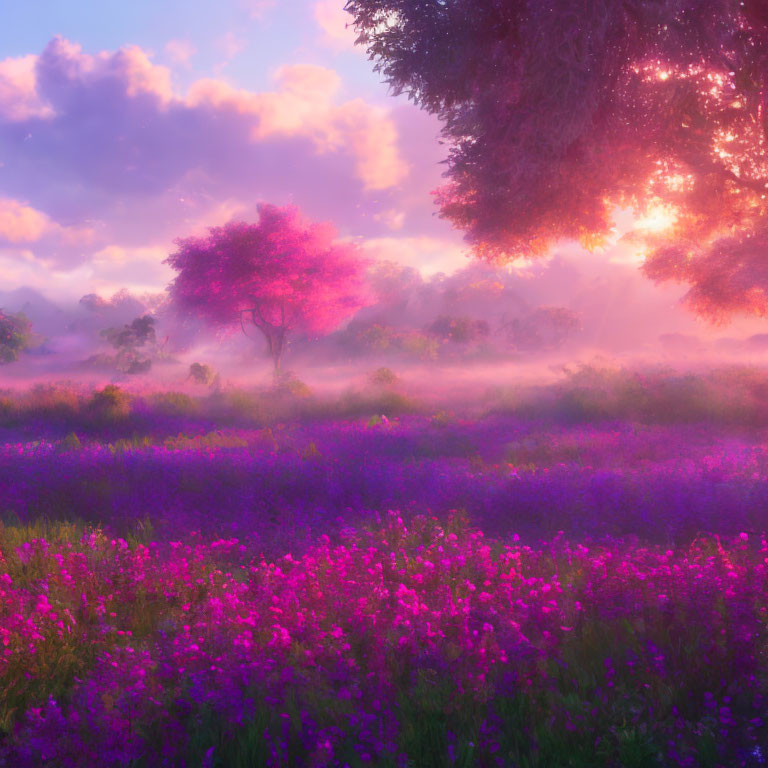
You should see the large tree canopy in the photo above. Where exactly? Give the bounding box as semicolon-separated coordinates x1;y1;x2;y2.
345;0;768;320
165;204;371;370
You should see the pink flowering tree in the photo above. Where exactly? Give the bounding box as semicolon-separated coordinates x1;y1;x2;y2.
165;204;371;371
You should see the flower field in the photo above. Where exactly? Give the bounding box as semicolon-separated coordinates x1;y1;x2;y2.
3;382;768;766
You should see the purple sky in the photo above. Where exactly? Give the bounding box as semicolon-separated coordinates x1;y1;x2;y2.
0;0;767;352
0;0;465;301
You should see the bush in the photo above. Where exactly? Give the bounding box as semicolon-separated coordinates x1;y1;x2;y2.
206;389;266;425
150;391;199;418
57;432;82;452
25;385;80;426
0;395;17;425
336;389;419;419
0;310;37;364
188;363;218;387
368;367;400;388
272;372;312;399
88;385;131;423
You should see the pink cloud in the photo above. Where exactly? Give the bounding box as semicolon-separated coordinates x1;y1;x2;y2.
34;38;173;106
275;63;342;104
89;245;175;293
163;40;197;68
374;209;406;230
0;199;51;243
0;198;94;256
314;0;359;51
188;63;407;191
215;32;247;66
241;0;276;19
0;36;445;294
0;55;53;122
331;99;407;190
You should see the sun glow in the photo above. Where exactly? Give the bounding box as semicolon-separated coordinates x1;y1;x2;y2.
633;205;677;233
609;204;679;265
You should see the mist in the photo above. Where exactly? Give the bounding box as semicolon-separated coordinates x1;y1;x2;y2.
3;241;768;402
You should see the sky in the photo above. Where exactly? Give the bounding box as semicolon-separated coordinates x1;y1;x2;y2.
0;0;462;300
1;0;767;357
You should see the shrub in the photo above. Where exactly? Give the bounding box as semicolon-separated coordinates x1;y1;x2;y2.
207;389;266;425
26;385;80;426
273;372;312;399
368;367;400;388
0;395;17;425
0;310;37;364
188;363;218;387
88;385;131;423
429;315;490;344
150;391;200;418
57;432;82;452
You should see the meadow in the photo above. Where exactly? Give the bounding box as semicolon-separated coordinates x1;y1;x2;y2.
3;366;768;766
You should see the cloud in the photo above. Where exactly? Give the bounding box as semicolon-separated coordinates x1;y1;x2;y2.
374;209;406;230
215;32;247;66
0;55;53;122
0;250;94;302
0;240;171;303
34;37;173;105
0;198;95;261
329;99;408;190
0;199;50;243
314;0;359;51
0;37;419;278
186;63;408;190
89;245;174;293
362;236;471;276
242;0;276;19
163;40;197;68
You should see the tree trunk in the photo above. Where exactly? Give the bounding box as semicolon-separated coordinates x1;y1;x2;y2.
266;330;282;372
240;307;287;373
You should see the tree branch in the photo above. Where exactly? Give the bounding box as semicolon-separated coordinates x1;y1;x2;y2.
239;309;252;338
252;301;273;329
679;152;768;195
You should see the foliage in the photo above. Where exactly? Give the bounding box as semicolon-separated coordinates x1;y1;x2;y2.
102;315;156;350
348;321;399;353
346;0;768;320
188;363;218;387
347;322;439;360
643;222;768;323
399;330;439;360
98;315;159;375
368;366;400;388
4;366;768;437
57;432;82;452
499;306;582;351
150;391;199;418
271;371;313;399
163;431;249;451
165;204;371;371
429;315;489;344
88;385;131;423
0;310;37;364
2;508;768;765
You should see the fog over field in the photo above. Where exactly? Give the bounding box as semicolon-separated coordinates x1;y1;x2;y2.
4;246;768;396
